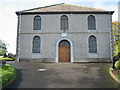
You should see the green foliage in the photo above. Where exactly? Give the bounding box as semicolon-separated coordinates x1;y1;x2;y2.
112;21;120;56
0;40;7;51
0;64;16;87
115;59;120;69
0;49;6;56
116;75;120;79
114;41;120;56
0;57;15;61
0;40;8;56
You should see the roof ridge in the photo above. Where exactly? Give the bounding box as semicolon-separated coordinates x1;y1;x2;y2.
23;3;65;12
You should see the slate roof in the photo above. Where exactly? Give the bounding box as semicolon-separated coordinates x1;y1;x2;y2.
16;3;114;15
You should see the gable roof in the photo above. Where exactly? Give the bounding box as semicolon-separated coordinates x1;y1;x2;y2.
16;3;114;15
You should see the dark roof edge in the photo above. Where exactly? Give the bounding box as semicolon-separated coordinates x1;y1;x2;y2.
16;11;114;15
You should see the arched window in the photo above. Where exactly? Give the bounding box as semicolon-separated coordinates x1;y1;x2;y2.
89;35;97;53
33;16;41;30
59;40;70;47
32;36;40;53
88;15;96;30
60;15;68;30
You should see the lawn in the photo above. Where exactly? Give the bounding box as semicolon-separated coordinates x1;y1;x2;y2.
0;57;15;61
0;64;16;87
116;75;120;79
103;65;119;86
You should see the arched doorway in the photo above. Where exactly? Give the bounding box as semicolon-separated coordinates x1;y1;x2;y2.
59;40;70;62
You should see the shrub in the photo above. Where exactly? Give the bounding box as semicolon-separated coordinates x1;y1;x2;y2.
115;59;120;69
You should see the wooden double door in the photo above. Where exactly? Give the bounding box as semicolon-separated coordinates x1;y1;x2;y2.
59;40;70;62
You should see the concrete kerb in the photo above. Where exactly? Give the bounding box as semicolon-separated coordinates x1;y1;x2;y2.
109;68;120;84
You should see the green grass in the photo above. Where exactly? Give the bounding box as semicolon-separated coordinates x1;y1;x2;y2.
0;57;15;61
0;64;16;87
102;65;119;86
116;75;120;79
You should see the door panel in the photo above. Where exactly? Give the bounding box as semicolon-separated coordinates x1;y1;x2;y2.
59;46;70;62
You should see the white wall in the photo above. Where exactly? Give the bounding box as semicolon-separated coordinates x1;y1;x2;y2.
19;13;112;61
20;14;110;33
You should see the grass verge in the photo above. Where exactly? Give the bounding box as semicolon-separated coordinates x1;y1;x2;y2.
0;64;16;87
102;64;119;87
116;75;120;79
0;57;15;61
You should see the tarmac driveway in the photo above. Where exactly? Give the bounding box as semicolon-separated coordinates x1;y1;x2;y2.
6;61;119;88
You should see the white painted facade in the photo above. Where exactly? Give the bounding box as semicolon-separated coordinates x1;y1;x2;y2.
16;4;114;62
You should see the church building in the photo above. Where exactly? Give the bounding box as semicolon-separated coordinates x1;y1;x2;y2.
16;3;114;63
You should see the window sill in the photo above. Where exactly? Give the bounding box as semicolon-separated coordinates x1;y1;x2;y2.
32;53;42;58
32;53;40;54
33;30;41;31
88;30;96;32
88;53;98;58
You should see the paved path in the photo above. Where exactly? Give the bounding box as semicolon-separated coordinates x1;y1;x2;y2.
6;61;119;88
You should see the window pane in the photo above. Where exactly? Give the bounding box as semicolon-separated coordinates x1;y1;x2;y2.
33;16;41;30
61;15;68;30
33;36;40;53
59;40;70;47
88;15;96;30
61;19;64;30
89;36;97;53
64;20;68;30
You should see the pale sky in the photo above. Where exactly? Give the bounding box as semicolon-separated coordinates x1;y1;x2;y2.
0;0;119;54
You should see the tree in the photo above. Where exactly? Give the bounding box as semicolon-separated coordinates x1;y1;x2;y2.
112;21;120;56
0;40;8;56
